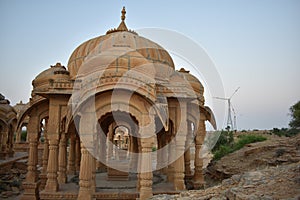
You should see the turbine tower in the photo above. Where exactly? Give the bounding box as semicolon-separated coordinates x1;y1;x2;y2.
232;106;237;130
214;87;240;130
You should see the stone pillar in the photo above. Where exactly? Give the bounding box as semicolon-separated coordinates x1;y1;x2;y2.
129;136;138;172
22;140;39;199
184;147;191;177
21;112;39;200
97;128;106;172
42;137;49;173
44;95;68;192
16;127;22;143
40;119;49;190
136;144;141;191
174;119;187;190
107;124;113;161
184;122;193;180
0;130;8;159
67;134;76;175
91;125;97;192
44;139;59;191
167;137;175;182
193;117;206;189
173;101;187;191
138;115;155;200
161;133;168;174
173;138;186;191
75;135;81;173
138;137;154;200
26;130;29;142
91;157;96;193
8;128;14;157
78;145;95;200
40;138;49;190
78;112;96;200
58;132;67;183
0;129;3;152
156;131;165;171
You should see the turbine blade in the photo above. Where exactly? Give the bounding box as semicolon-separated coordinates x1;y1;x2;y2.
229;87;240;99
213;97;228;100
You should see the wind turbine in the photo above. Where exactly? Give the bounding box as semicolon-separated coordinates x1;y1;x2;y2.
214;87;240;131
232;106;237;131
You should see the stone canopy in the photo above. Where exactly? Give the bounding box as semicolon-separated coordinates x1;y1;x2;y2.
0;94;17;159
18;7;216;200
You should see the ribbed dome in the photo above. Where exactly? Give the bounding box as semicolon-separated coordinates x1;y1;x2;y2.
32;63;70;90
67;8;174;80
178;68;204;97
68;32;175;79
0;94;16;121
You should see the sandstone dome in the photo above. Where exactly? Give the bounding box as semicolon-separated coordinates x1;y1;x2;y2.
178;68;204;98
67;8;174;81
0;94;16;122
32;63;70;92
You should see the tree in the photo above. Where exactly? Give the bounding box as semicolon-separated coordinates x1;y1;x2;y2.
289;101;300;128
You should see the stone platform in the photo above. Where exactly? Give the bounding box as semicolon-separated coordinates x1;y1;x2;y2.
39;171;179;200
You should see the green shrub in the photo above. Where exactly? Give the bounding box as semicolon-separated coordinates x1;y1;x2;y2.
271;128;299;137
212;130;234;152
213;145;232;160
152;146;157;152
21;130;27;141
289;100;300;128
286;128;300;137
233;135;266;151
212;134;266;160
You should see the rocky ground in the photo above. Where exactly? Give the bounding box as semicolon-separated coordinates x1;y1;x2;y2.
1;132;300;199
152;132;300;200
0;159;27;199
152;161;300;200
207;131;300;179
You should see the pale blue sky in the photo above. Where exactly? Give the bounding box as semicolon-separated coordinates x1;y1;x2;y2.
1;0;300;130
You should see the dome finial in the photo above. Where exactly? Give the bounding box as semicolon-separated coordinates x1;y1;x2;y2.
106;6;137;35
115;6;128;32
179;67;190;73
121;6;126;21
